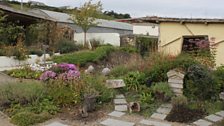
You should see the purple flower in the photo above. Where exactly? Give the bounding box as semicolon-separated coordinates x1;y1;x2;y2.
40;70;57;81
41;63;80;81
57;63;78;71
67;70;80;78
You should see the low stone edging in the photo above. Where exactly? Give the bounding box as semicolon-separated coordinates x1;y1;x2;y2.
193;110;224;126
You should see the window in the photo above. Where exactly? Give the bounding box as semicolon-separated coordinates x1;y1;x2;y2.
182;36;210;54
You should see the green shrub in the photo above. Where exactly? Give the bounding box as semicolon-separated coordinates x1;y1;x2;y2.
82;75;115;103
11;111;50;126
89;38;103;50
28;49;43;57
6;67;42;79
0;82;45;107
151;82;174;101
110;65;130;77
136;36;158;57
55;39;78;54
45;80;81;106
124;71;146;91
53;45;114;66
171;96;188;107
188;101;224;115
145;53;200;83
140;92;154;104
213;66;224;92
184;64;219;100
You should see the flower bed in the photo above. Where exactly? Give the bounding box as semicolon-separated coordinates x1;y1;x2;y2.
40;63;80;81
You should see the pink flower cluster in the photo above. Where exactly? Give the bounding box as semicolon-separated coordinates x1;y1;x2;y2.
40;63;80;81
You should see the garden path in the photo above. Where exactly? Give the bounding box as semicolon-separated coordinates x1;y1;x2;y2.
0;72;17;84
0;112;15;126
100;94;186;126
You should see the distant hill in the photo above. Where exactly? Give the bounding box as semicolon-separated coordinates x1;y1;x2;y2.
0;1;131;20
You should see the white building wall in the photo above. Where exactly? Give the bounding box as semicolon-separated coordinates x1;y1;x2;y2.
74;33;120;46
133;24;159;36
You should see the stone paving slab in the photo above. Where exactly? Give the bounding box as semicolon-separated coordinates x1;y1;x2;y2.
156;107;171;115
161;104;172;108
140;119;171;126
114;99;127;105
108;111;125;117
106;79;125;88
215;111;224;117
115;105;128;112
115;94;125;99
205;114;223;122
193;119;213;126
100;118;135;126
150;113;167;120
45;122;68;126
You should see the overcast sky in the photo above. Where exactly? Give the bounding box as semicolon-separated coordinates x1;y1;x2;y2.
17;0;224;18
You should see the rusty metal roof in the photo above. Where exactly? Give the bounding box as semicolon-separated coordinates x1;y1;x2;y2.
117;16;224;24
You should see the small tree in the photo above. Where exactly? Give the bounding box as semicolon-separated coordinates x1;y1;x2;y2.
71;0;102;49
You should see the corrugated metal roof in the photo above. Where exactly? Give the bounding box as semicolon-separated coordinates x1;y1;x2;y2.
0;5;132;30
40;10;133;31
0;4;55;21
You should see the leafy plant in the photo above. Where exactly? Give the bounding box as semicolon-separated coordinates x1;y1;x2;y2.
124;71;146;91
55;38;78;54
7;67;42;79
140;92;154;104
151;82;174;101
31;98;59;115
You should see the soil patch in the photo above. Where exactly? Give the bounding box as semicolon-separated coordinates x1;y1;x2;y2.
57;104;112;124
165;105;206;123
